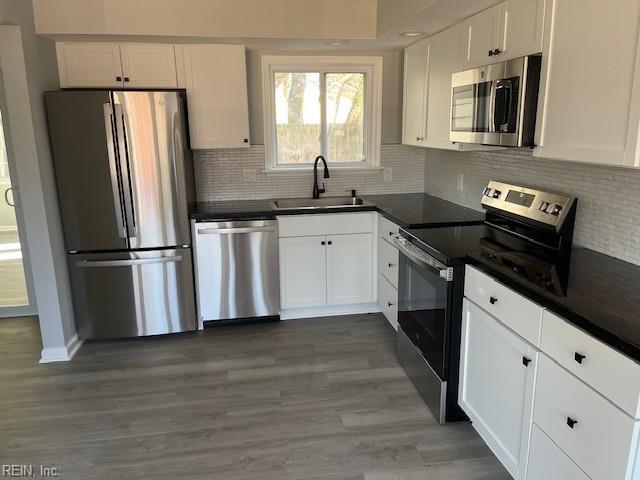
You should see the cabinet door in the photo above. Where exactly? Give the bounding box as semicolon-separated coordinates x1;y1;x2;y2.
326;233;373;305
459;298;537;479
463;5;502;69
120;44;177;88
378;273;398;330
424;25;464;150
179;44;250;149
279;236;327;309
534;0;640;167
57;43;123;88
499;0;545;61
402;39;429;146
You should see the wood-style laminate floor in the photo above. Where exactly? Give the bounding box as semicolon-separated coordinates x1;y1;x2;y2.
0;314;510;480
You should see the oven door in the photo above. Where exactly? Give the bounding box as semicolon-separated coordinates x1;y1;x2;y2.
394;236;452;380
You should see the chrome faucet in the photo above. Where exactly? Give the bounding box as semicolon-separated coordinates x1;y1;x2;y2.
312;155;330;199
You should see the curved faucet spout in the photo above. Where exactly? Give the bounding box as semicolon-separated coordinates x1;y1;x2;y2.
313;155;330;199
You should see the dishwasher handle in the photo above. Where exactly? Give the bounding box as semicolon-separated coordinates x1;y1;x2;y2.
197;226;276;235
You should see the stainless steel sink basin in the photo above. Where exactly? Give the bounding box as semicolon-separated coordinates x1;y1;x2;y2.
271;196;369;210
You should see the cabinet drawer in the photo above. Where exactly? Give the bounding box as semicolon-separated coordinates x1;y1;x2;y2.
378;274;398;330
378;236;399;288
278;213;374;237
534;354;639;480
465;266;543;346
541;311;640;419
378;214;400;242
526;425;590;480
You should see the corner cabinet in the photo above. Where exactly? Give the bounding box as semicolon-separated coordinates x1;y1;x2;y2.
176;44;251;149
57;42;177;88
277;213;375;318
534;0;640;167
459;298;537;479
402;39;429;147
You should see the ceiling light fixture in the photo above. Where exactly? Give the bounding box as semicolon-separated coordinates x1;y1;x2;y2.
400;31;425;37
327;40;349;46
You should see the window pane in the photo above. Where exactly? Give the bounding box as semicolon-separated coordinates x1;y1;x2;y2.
326;73;365;163
274;72;321;165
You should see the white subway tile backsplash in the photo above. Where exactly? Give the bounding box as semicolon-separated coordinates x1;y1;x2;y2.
194;144;425;201
424;148;640;265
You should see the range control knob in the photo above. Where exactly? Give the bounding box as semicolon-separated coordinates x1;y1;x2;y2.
545;202;556;214
551;205;563;216
539;201;549;212
492;189;502;199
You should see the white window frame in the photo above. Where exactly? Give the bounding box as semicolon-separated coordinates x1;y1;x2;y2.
261;55;383;173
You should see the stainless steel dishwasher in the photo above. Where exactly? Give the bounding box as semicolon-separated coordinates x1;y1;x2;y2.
192;219;280;327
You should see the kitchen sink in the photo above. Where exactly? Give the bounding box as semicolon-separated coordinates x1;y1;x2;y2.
271;196;370;210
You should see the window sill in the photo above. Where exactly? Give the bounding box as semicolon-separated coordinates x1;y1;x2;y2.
262;166;383;176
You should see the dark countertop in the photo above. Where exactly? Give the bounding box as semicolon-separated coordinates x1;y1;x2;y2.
190;193;485;228
403;224;640;363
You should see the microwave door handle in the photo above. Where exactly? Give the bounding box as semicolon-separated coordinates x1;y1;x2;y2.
495;81;513;131
488;82;496;134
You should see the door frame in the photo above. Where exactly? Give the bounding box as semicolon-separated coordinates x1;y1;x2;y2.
0;69;36;317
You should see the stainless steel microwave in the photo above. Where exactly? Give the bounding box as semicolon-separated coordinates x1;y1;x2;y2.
450;55;541;147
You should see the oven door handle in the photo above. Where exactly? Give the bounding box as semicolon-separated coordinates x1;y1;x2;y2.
394;237;454;282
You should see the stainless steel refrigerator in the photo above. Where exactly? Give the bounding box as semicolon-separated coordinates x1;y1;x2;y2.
46;90;197;339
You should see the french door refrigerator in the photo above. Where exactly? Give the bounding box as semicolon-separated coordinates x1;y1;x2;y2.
46;90;197;339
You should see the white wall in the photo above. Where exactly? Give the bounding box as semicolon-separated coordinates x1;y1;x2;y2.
0;1;78;361
32;0;377;39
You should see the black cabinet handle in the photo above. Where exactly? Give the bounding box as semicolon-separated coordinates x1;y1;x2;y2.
489;296;498;305
388;302;394;307
574;352;586;364
388;263;395;268
566;417;578;429
327;241;332;245
389;231;394;236
116;76;122;82
488;49;494;56
522;357;531;367
321;241;326;245
124;77;130;82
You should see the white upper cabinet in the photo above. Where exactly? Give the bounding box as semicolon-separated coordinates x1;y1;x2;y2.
57;43;123;88
177;44;251;149
423;25;464;150
498;0;545;62
57;43;177;88
119;44;177;88
459;299;537;479
402;39;429;147
534;0;640;167
463;4;502;69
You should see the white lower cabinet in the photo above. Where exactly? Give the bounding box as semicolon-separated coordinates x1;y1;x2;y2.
526;425;590;480
279;236;327;309
459;298;537;479
278;214;375;315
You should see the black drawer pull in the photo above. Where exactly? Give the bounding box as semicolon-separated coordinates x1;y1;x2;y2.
388;263;395;268
574;352;586;364
321;241;326;245
522;357;531;367
327;241;332;245
116;76;122;82
489;296;498;305
388;302;394;307
566;417;578;429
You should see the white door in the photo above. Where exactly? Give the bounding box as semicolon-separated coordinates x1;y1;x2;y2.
402;39;429;146
534;0;640;167
279;236;327;309
424;24;464;149
57;43;123;88
463;5;502;69
0;74;35;316
120;44;177;88
498;0;545;61
179;44;251;149
459;298;537;479
326;233;373;305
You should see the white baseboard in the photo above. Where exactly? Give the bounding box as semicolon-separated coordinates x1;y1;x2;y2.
280;303;381;320
39;333;83;363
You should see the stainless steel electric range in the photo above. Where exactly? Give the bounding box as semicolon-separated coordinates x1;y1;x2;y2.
394;181;577;423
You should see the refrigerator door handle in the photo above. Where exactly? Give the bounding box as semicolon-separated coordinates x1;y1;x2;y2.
113;102;137;238
103;103;127;239
75;256;183;268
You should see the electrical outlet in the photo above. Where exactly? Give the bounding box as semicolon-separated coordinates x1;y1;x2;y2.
457;173;464;191
383;167;393;181
243;168;256;182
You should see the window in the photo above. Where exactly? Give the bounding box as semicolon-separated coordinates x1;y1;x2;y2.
262;56;383;172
